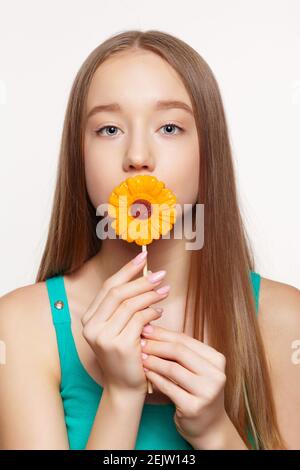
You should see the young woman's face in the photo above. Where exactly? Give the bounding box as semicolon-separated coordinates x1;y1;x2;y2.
84;49;199;215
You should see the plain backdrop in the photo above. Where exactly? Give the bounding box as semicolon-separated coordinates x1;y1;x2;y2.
0;0;299;295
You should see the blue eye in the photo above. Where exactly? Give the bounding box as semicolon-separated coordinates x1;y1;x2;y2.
95;122;184;137
95;125;120;137
161;123;183;135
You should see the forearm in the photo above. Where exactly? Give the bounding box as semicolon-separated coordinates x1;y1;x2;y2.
190;413;249;450
85;388;145;450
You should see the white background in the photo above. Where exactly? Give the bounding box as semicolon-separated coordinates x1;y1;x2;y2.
0;0;299;295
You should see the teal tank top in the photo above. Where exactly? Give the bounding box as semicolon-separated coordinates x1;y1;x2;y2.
45;270;261;450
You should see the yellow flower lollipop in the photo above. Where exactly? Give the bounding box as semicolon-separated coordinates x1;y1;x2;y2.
108;174;177;394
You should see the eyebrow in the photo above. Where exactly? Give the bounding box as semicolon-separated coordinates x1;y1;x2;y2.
86;99;194;120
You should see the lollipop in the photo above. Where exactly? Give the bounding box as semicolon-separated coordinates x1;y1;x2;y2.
108;174;177;393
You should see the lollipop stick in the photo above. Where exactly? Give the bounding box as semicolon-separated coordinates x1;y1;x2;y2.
142;244;153;394
142;244;148;277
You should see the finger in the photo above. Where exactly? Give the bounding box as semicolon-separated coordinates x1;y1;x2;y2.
81;250;148;325
143;355;202;395
141;340;222;381
141;325;225;371
82;270;168;326
142;369;195;415
86;285;169;336
118;305;164;343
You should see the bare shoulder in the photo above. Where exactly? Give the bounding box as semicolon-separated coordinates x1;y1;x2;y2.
258;276;300;335
258;275;300;366
0;281;61;385
0;282;69;448
258;275;300;449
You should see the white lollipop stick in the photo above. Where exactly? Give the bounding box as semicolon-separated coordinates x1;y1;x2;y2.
142;244;153;394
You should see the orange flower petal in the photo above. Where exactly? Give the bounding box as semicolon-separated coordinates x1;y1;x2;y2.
108;174;177;245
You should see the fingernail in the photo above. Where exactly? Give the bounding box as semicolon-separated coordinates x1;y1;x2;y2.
143;324;153;333
142;352;148;359
155;284;170;295
132;251;147;265
140;339;147;347
155;307;163;314
147;270;166;283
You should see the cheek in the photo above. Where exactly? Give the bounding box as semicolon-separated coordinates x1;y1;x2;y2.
84;137;114;208
172;144;199;207
181;157;199;204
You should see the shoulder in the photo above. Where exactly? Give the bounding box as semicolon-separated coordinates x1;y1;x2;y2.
0;282;70;448
0;281;61;385
257;275;300;448
258;275;300;357
258;276;300;334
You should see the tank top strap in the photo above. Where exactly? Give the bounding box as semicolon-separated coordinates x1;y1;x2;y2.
45;274;75;373
45;275;71;324
249;271;261;316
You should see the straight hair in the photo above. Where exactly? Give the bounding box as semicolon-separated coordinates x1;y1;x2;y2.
36;29;287;449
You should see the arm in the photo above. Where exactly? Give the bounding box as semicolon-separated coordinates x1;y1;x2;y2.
0;287;69;449
85;387;145;450
190;412;248;450
259;278;300;449
0;285;146;450
190;279;300;450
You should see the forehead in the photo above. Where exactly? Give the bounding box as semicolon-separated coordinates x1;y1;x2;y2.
86;50;193;113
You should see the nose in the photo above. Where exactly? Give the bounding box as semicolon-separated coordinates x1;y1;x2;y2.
124;156;154;173
123;141;155;173
127;162;151;173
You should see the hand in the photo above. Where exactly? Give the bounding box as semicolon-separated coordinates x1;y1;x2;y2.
140;324;229;448
80;252;170;396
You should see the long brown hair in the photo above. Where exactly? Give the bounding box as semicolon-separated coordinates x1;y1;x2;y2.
36;29;287;449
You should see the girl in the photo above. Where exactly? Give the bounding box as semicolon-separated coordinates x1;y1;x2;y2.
0;30;299;450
